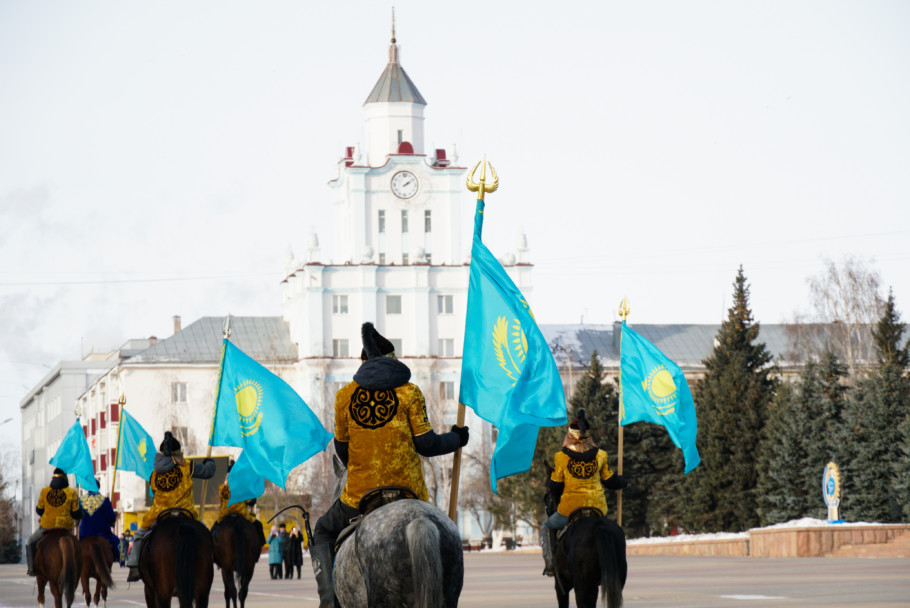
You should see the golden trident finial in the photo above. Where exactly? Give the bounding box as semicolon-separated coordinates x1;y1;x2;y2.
466;154;499;201
118;393;126;407
618;296;631;321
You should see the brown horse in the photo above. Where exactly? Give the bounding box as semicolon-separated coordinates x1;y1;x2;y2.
79;536;115;608
35;529;82;608
139;509;214;608
211;515;261;608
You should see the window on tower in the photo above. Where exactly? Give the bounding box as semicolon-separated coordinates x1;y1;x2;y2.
397;130;403;145
438;339;454;357
389;338;403;354
378;210;386;233
171;382;187;404
378;252;386;264
401;210;408;233
332;295;348;315
333;339;349;358
437;295;454;315
424;210;431;232
439;381;455;401
386;295;402;314
402;253;409;265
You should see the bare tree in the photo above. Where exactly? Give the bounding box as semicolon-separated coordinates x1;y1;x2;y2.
420;378;452;512
787;256;884;377
458;463;495;540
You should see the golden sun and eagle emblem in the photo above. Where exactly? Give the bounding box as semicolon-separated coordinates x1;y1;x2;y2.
235;379;264;436
641;364;677;416
491;299;534;386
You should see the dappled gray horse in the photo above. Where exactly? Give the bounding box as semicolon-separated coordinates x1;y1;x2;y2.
332;459;464;608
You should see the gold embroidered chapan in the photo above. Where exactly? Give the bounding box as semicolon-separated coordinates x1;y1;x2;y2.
335;381;433;508
141;460;197;528
550;449;614;517
37;486;80;530
216;482;257;523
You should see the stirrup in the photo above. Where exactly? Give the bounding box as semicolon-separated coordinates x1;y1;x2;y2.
127;567;140;582
542;565;554;577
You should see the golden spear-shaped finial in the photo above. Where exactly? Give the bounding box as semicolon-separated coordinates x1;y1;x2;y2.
618;296;631;321
466;154;499;201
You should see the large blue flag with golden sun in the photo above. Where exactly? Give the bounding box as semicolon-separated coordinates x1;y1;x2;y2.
115;408;155;482
50;419;100;492
620;321;700;473
209;339;332;505
459;199;567;493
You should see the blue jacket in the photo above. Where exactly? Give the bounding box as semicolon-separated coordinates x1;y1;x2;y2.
79;492;120;550
268;533;283;565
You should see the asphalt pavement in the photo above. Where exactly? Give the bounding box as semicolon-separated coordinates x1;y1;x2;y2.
0;549;907;607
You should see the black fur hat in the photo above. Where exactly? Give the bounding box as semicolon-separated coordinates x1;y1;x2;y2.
159;431;182;456
53;467;66;476
360;322;395;361
569;408;590;435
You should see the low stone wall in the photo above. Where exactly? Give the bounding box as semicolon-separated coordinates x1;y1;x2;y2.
627;524;910;558
749;524;910;558
627;536;748;557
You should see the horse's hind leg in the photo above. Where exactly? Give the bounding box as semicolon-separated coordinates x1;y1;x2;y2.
574;585;599;608
220;568;235;608
37;578;47;608
80;573;90;608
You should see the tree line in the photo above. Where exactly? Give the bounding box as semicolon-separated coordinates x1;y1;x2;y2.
487;261;910;537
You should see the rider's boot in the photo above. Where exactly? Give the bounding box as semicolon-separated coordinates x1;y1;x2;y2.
540;524;556;577
309;542;335;608
25;542;35;576
125;532;145;582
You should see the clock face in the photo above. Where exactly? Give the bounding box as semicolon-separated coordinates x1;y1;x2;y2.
391;171;419;199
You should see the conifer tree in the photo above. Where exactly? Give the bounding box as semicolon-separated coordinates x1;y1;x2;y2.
683;267;776;532
843;291;910;522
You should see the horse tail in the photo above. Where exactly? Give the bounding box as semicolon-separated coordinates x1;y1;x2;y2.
90;539;115;590
405;517;444;608
176;521;197;608
594;519;624;608
58;535;79;608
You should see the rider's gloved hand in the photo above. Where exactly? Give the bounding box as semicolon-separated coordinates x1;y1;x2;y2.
603;474;627;491
451;425;469;447
203;458;215;467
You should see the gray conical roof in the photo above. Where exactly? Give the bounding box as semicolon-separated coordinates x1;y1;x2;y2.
363;38;426;106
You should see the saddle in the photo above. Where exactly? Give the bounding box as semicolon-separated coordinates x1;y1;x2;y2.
334;486;418;552
156;507;195;523
556;507;603;542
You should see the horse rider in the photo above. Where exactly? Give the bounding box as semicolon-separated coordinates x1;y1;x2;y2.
126;431;215;582
540;409;627;577
212;459;266;547
26;467;83;576
78;478;121;564
310;322;470;608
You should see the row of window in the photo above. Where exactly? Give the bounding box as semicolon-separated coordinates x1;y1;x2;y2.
332;338;456;358
378;209;431;234
333;294;454;315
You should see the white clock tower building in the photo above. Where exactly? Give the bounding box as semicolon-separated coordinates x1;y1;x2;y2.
281;28;533;526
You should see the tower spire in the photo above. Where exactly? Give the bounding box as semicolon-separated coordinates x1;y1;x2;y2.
389;7;399;63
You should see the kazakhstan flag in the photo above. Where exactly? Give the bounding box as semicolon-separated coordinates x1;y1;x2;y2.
459;199;567;493
209;339;332;505
50;419;99;492
620;321;700;473
115;409;155;482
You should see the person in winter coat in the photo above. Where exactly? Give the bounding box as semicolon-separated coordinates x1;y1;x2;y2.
267;526;283;580
285;526;305;579
78;479;120;564
25;468;82;576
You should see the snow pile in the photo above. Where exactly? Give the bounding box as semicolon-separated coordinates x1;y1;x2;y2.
626;517;889;545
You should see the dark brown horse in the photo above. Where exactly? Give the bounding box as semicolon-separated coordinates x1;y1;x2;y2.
35;529;82;608
211;515;261;608
139;509;214;608
79;536;115;608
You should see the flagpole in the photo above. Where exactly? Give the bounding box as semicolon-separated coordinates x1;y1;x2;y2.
616;297;630;527
110;394;126;509
199;316;231;523
448;156;499;523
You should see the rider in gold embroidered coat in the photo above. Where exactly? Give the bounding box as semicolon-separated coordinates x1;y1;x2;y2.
309;322;470;608
26;468;83;576
126;431;215;582
540;409;627;577
213;459;266;546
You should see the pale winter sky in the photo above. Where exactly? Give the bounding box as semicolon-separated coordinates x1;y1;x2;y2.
1;1;909;451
